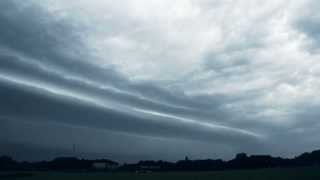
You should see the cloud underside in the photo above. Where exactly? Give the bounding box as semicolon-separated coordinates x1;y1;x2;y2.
1;0;320;160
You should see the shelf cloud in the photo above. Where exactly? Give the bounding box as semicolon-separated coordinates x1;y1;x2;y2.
1;0;320;161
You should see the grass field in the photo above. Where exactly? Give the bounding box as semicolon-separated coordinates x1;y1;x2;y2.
2;167;320;180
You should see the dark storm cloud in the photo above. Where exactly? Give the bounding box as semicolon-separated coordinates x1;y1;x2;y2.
0;0;257;137
0;1;79;64
0;0;231;114
0;46;239;131
3;0;319;161
2;118;258;162
0;0;221;112
0;77;262;144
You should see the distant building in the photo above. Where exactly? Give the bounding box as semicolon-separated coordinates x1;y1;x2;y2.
139;165;161;170
92;162;107;169
135;165;160;173
92;160;119;170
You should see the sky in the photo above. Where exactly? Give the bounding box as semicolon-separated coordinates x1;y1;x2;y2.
1;0;320;162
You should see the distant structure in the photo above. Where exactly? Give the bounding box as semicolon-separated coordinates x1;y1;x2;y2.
92;162;107;169
139;165;161;171
185;156;189;161
92;160;119;170
4;149;320;172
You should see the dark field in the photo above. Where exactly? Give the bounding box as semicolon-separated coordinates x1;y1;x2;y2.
2;167;320;180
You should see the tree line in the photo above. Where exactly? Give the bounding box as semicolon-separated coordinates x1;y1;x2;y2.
2;149;320;171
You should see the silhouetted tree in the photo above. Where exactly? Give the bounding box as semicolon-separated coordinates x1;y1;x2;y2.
0;155;17;170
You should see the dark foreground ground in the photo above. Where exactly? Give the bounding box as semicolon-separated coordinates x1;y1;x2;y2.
2;167;320;180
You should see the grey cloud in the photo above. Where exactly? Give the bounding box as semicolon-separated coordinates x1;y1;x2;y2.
0;0;263;161
0;50;237;129
296;19;320;52
0;0;244;133
0;79;262;144
294;1;320;52
2;0;320;162
0;1;227;113
0;1;79;62
0;120;246;162
203;51;253;76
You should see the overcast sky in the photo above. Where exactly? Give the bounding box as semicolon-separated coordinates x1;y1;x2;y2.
1;0;320;162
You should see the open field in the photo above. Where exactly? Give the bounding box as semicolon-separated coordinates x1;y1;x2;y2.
2;167;320;180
